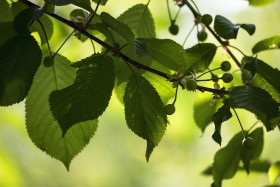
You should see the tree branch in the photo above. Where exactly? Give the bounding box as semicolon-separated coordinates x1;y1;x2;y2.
19;0;230;96
182;0;241;68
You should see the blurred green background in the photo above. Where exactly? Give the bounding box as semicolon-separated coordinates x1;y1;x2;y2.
1;0;280;186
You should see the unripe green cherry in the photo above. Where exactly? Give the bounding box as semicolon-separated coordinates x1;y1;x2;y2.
186;79;197;91
242;137;255;150
220;61;231;71
169;22;179;35
43;56;54;67
201;14;213;26
197;30;208;41
165;104;175;115
222;73;233;83
211;73;219;82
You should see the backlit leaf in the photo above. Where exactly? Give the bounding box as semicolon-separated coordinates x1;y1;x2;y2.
0;0;13;22
252;36;280;54
269;161;280;184
49;54;114;135
26;54;98;170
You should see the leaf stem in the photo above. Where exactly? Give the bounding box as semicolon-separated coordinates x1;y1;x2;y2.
174;7;181;21
232;108;247;138
196;78;221;82
90;39;96;53
172;85;179;105
248;121;258;134
53;30;75;58
36;19;52;56
183;24;195;47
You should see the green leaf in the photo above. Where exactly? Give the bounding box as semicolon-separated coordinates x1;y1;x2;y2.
93;23;115;45
101;12;135;53
138;38;189;71
212;101;232;145
12;2;54;45
203;159;271;176
0;0;13;22
243;55;258;82
242;57;280;102
246;0;277;6
252;36;280;54
214;15;255;40
109;4;155;87
124;74;167;160
31;15;54;45
193;92;217;132
118;4;156;38
213;131;243;186
0;35;42;106
49;54;114;135
26;54;98;170
13;7;44;34
240;128;264;174
229;86;279;131
185;43;217;72
0;22;17;45
268;161;280;184
93;0;108;5
45;0;93;12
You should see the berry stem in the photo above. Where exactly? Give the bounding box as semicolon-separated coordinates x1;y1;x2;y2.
183;24;195;47
172;85;179;105
166;0;173;23
53;30;75;58
196;77;221;82
36;19;52;56
248;121;258;134
232;108;247;138
227;45;247;57
174;7;182;21
196;67;221;79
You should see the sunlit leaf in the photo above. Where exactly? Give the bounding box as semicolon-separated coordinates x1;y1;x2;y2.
268;161;280;184
252;36;280;54
242;57;280;102
0;35;42;106
246;0;277;6
26;54;98;170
